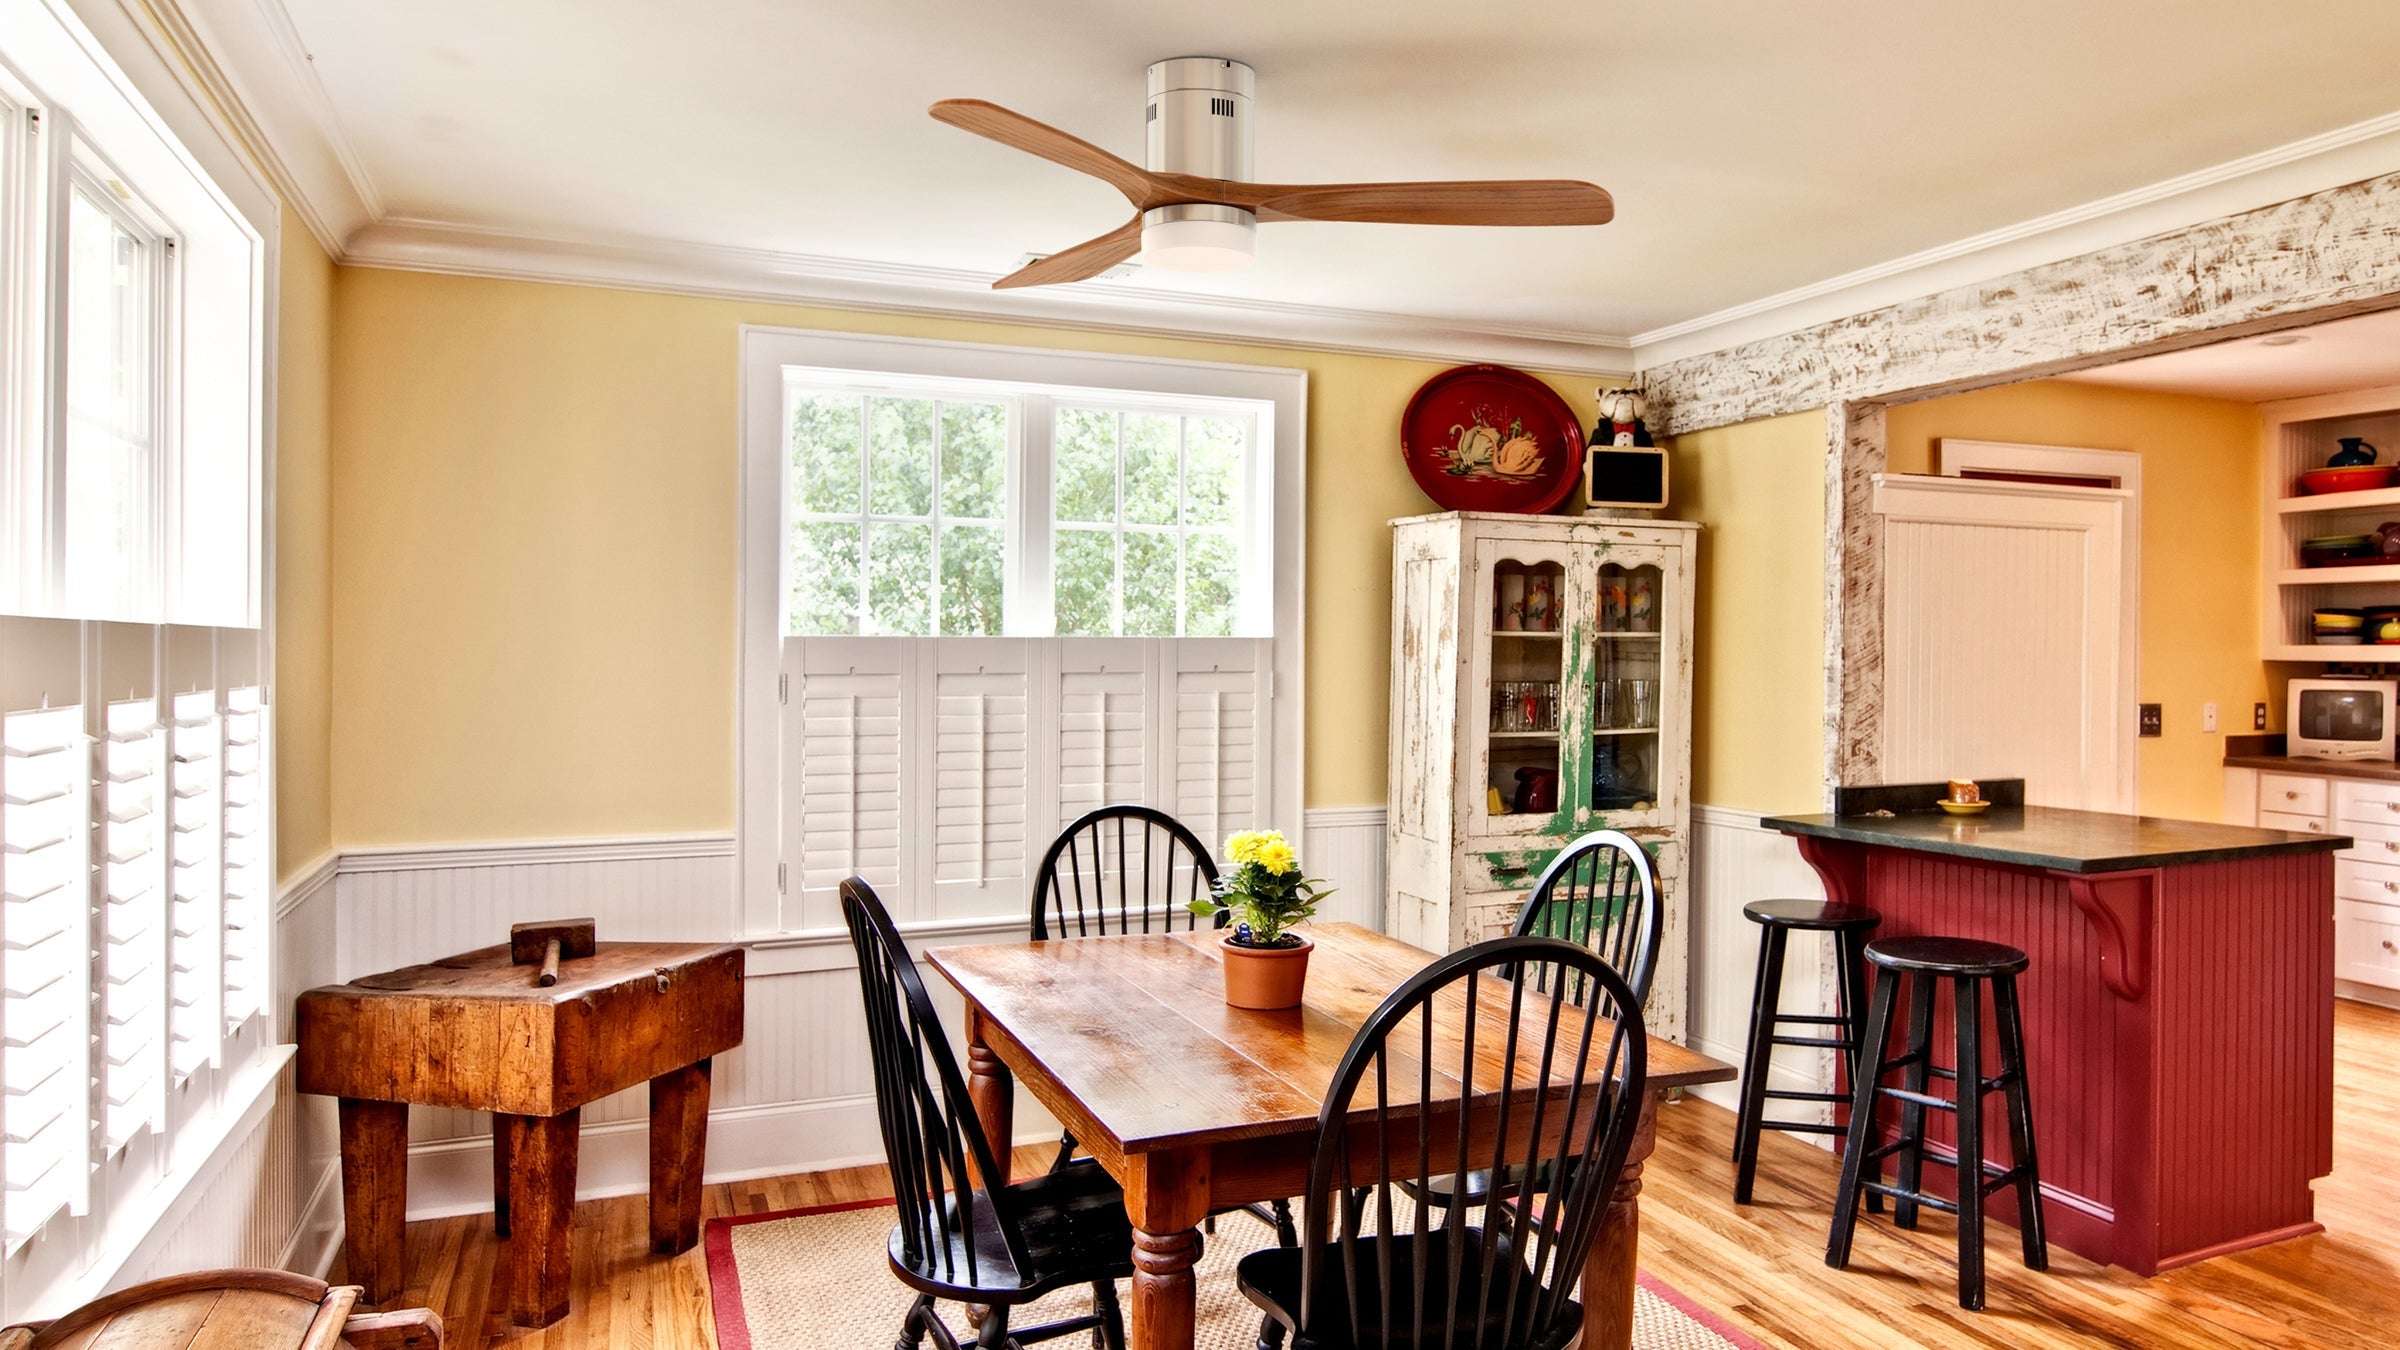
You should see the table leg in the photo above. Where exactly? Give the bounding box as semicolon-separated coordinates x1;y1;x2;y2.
1580;1093;1661;1350
1126;1149;1209;1350
498;1109;581;1327
337;1098;410;1305
965;1007;1015;1187
492;1119;512;1237
650;1058;712;1254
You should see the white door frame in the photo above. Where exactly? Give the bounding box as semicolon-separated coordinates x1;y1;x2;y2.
1875;472;2137;811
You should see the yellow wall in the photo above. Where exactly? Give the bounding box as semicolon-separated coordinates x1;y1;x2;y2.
1668;411;1829;813
326;268;1625;843
1884;381;2265;821
272;206;335;880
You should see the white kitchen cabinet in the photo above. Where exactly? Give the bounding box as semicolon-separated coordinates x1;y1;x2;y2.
2227;762;2400;1005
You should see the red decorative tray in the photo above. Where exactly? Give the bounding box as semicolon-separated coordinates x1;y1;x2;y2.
1401;365;1584;514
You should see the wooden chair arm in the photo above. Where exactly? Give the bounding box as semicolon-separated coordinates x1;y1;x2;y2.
0;1327;42;1350
341;1308;446;1350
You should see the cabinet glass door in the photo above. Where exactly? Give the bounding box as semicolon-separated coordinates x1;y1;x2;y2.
1585;547;1677;828
1468;538;1581;835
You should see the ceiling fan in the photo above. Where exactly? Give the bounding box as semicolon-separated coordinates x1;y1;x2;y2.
931;57;1615;289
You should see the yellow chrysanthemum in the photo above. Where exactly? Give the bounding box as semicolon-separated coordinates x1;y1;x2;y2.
1224;829;1293;871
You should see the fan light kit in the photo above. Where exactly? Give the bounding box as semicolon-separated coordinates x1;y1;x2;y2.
932;57;1614;288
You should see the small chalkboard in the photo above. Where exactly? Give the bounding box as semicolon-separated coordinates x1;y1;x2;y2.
1584;446;1669;511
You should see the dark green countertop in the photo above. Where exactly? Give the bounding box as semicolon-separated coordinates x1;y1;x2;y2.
1761;805;2350;874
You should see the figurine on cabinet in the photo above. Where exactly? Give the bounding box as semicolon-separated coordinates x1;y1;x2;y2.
1594;388;1654;448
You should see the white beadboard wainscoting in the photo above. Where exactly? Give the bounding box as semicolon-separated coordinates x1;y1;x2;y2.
1686;805;1837;1123
294;806;1391;1220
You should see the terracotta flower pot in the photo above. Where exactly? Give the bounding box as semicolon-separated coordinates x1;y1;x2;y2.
1220;933;1314;1010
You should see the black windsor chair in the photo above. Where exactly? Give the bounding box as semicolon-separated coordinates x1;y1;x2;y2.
846;878;1134;1350
1233;935;1649;1350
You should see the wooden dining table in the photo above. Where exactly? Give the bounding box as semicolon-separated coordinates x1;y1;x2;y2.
927;921;1733;1350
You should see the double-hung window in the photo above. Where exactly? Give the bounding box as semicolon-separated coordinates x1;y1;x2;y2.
738;331;1305;936
0;0;269;1281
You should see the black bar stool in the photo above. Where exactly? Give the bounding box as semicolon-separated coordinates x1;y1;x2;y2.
1731;899;1881;1205
1826;935;2048;1311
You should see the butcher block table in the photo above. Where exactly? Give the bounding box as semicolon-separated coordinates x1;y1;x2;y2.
927;922;1731;1350
296;941;744;1327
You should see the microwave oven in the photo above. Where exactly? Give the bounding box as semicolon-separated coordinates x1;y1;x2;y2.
2287;679;2400;760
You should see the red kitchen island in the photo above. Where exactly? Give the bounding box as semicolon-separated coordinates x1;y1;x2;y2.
1766;795;2346;1276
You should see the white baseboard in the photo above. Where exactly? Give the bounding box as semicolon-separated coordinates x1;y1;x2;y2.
281;1160;345;1280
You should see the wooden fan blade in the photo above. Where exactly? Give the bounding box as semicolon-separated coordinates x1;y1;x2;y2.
992;216;1143;289
1236;178;1615;227
931;99;1164;207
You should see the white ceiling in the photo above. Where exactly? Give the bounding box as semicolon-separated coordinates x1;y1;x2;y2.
232;0;2400;351
2057;307;2400;404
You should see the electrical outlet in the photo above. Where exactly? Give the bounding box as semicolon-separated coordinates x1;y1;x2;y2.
2139;703;2163;737
2203;702;2218;733
2255;702;2269;731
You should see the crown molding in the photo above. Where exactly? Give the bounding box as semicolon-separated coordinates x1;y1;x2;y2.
341;216;1637;375
144;0;379;256
1629;107;2400;367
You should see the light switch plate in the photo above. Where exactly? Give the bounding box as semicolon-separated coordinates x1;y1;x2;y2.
2203;702;2218;733
2139;703;2163;737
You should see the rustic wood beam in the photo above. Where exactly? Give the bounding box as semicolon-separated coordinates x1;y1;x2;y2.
1642;169;2400;437
1823;402;1887;797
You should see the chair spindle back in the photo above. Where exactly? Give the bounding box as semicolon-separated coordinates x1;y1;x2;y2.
843;878;1030;1290
1299;936;1648;1349
1030;805;1224;941
1513;830;1664;1007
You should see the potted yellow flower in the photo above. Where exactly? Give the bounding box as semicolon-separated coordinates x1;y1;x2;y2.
1190;829;1336;1010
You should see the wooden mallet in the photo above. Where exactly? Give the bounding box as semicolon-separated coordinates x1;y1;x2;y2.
510;918;597;987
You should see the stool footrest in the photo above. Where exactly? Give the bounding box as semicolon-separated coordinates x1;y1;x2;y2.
1861;1179;1960;1216
1755;1119;1848;1137
1769;1034;1858;1051
1763;1089;1851;1105
1772;1013;1854;1027
1875;1086;1959;1112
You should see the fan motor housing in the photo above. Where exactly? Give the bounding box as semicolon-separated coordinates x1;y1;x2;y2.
1145;57;1253;181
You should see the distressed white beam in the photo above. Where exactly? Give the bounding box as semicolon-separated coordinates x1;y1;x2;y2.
1643;169;2400;436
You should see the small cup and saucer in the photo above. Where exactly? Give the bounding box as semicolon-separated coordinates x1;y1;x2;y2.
1937;778;1991;816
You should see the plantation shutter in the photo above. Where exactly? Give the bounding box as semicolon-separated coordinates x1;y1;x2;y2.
773;636;1274;931
1167;639;1271;849
923;640;1037;923
98;689;167;1152
166;681;222;1079
217;683;269;1029
783;637;906;928
0;620;92;1250
1055;640;1148;821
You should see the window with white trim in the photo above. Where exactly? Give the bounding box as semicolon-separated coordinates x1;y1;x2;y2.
739;331;1304;936
0;0;269;1275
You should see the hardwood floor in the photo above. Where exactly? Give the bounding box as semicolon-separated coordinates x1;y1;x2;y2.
369;1000;2400;1348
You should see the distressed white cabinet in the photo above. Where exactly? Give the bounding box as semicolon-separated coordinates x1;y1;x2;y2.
1385;511;1699;1039
2224;762;2400;1007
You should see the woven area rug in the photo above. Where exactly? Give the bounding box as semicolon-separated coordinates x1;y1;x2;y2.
705;1199;1767;1349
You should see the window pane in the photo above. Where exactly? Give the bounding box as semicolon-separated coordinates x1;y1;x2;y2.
1122;533;1177;636
941;401;1005;520
788;520;861;634
866;522;933;634
1186;533;1237;636
789;393;863;515
1054;407;1117;524
1121;414;1178;526
940;523;1004;635
63;187;150;620
868;398;935;516
1185;418;1242;528
1054;528;1114;636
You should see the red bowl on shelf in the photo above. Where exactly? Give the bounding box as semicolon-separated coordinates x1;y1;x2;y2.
2299;465;2398;495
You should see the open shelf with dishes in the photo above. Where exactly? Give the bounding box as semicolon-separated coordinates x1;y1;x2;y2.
2267;393;2400;661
